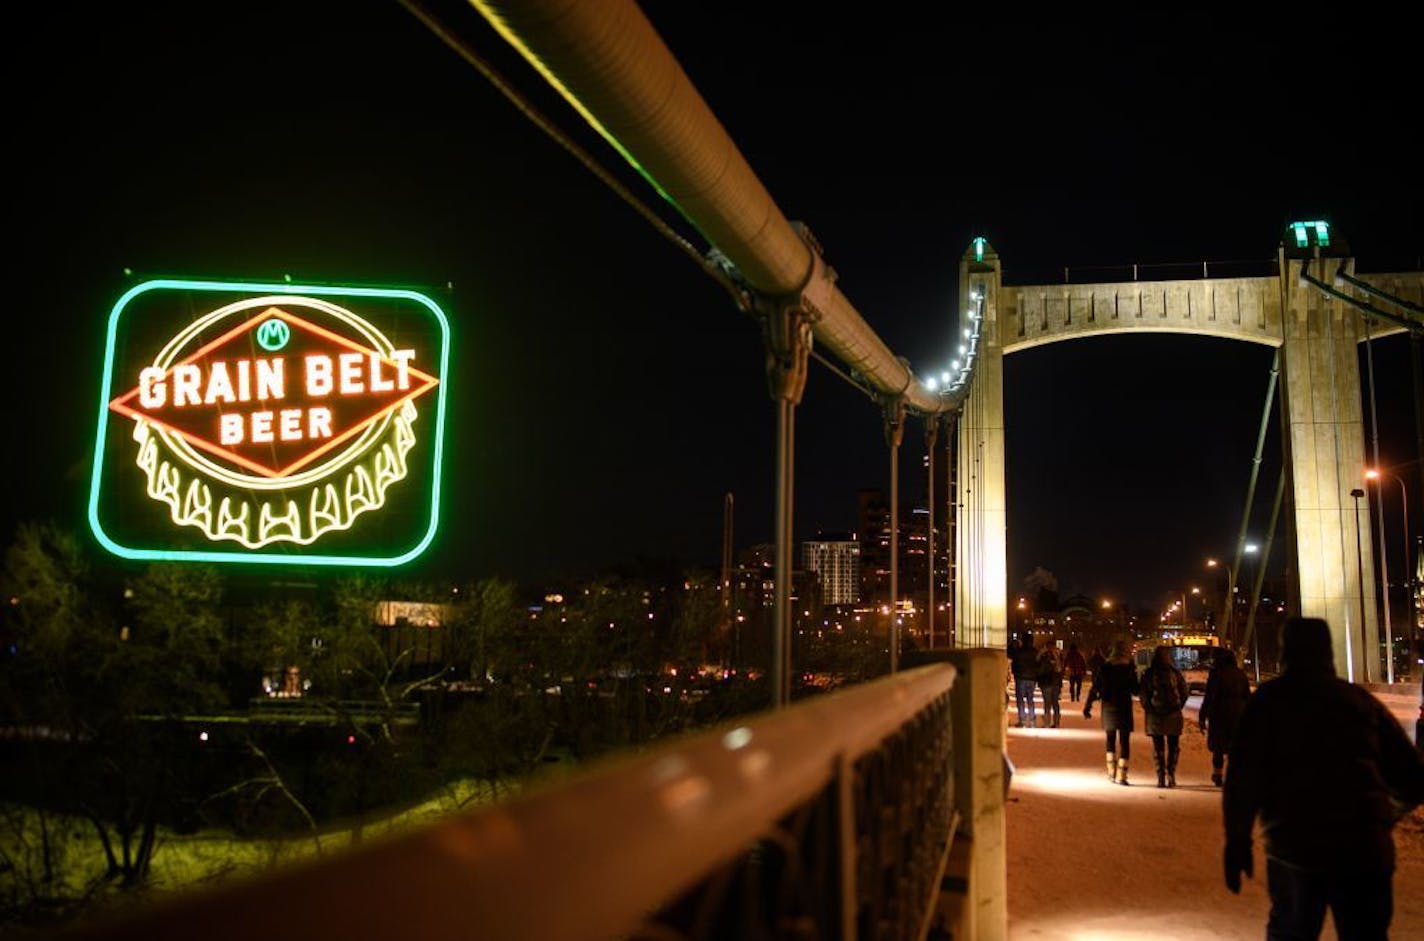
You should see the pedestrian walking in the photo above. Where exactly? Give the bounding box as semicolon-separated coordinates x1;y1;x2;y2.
1064;641;1087;702
1036;641;1064;728
1139;644;1190;788
1004;637;1019;714
1223;617;1424;939
1199;647;1250;786
1084;639;1137;784
1011;633;1041;728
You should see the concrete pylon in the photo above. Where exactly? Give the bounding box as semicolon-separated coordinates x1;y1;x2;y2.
956;242;1008;648
1278;251;1380;681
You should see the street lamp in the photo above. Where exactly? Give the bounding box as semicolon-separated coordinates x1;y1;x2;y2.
1367;467;1412;681
1206;557;1230;637
1242;545;1261;681
1350;488;1367;683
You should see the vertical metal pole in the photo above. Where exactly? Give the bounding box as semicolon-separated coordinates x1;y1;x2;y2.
774;399;795;707
946;411;956;647
1412;331;1424;504
760;291;812;709
926;417;939;650
1351;489;1368;683
1363;317;1395;683
889;437;899;673
1398;475;1416;658
885;399;905;673
721;492;734;669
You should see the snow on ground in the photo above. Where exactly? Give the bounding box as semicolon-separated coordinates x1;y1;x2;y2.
1003;686;1424;940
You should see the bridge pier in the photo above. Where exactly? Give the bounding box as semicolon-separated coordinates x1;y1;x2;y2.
1279;251;1380;681
956;244;1009;647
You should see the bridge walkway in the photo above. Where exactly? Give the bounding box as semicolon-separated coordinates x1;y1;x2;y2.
1001;687;1424;939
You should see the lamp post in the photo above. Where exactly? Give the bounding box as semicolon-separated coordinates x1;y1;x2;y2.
1206;558;1230;638
1367;467;1411;682
1242;544;1261;680
1350;488;1368;683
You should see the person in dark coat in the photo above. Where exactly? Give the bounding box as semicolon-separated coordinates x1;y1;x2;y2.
1036;642;1065;728
1087;645;1107;682
1139;644;1190;787
1223;617;1424;939
1064;642;1088;702
1010;634;1040;728
1199;647;1251;786
1084;639;1138;784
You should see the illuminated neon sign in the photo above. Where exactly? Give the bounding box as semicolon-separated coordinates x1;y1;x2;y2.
89;279;450;566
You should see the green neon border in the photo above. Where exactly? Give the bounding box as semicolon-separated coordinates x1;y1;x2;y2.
88;278;451;567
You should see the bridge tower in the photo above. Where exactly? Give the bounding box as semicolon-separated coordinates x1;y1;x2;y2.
956;239;1009;648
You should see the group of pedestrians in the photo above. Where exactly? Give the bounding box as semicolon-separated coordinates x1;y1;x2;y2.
1078;638;1252;788
1007;633;1085;729
1017;618;1424;940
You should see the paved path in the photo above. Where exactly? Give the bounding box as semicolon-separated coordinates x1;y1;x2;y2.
1003;686;1424;940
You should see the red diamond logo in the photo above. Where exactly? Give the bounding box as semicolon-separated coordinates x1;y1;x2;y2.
110;306;438;478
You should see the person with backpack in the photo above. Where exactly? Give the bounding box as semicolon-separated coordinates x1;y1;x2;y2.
1199;647;1251;786
1140;644;1191;787
1036;641;1065;728
1084;640;1138;784
1063;642;1088;702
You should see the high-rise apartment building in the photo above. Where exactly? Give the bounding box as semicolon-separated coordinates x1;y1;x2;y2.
802;534;860;606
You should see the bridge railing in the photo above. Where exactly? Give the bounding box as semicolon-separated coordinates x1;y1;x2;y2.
67;662;984;941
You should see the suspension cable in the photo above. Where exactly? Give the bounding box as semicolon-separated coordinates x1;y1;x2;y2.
396;0;746;309
809;348;879;402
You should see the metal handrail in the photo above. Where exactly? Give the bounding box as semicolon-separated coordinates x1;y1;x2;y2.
69;663;958;941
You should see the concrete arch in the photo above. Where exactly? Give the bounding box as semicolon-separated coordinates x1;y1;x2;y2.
955;241;1423;681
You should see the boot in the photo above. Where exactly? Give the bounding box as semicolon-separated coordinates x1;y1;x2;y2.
1117;757;1129;786
1106;752;1117;781
1154;746;1167;788
1167;745;1179;788
1211;761;1224;787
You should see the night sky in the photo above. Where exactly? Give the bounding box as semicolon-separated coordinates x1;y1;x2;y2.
9;2;1421;611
